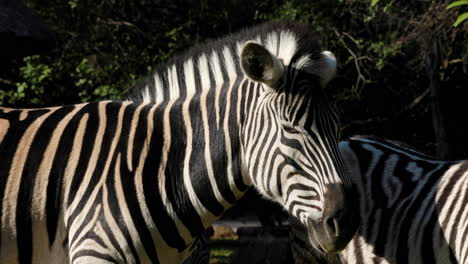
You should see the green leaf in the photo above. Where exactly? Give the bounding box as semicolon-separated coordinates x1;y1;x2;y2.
447;1;468;9
371;0;380;6
453;12;468;27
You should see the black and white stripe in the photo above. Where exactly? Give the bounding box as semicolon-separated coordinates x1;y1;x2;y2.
290;135;468;264
0;22;357;263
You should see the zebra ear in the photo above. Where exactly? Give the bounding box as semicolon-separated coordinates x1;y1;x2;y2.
240;41;284;88
307;51;337;87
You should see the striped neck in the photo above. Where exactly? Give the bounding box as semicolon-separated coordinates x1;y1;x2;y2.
143;77;254;246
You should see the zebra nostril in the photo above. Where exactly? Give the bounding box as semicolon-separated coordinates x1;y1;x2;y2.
326;217;335;234
325;216;340;238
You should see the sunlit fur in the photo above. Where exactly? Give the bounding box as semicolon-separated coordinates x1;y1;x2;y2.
290;135;468;264
131;21;357;251
129;21;353;226
0;22;354;263
242;68;349;223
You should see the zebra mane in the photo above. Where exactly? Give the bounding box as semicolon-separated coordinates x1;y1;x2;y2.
348;135;454;162
127;21;322;103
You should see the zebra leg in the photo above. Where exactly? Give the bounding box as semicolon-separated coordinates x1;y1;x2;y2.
71;256;117;264
67;217;129;264
68;232;125;264
183;228;213;264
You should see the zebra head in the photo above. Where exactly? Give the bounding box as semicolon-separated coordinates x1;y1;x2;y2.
240;40;358;254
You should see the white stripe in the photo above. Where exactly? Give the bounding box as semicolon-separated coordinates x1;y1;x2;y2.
223;47;244;199
154;73;164;104
0;107;56;262
142;85;151;103
70;102;130;249
198;55;232;208
168;65;180;99
209;50;223;128
182;59;217;227
277;30;297;65
437;164;464;253
93;221;121;261
382;154;402;207
31;104;86;263
134;104;181;263
127;103;148;171
69;204;112;261
407;164;443;260
184;59;197;96
451;170;468;261
66;102;109;220
265;32;279;56
0;118;9;144
102;185;134;263
62;114;89;217
114;154;151;262
158;96;192;245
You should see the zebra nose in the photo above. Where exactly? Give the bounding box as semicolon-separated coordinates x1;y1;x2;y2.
324;211;342;238
311;183;358;253
323;184;346;237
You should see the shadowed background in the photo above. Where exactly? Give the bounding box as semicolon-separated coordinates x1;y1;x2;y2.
1;1;466;263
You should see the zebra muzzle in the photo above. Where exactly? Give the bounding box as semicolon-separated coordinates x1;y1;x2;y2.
306;184;359;254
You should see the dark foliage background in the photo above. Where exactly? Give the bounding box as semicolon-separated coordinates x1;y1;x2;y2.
0;1;467;258
0;0;466;154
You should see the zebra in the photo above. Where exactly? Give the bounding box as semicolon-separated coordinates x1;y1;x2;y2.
289;135;468;264
0;21;358;263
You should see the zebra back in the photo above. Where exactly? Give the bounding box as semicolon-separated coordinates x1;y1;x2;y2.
290;135;468;263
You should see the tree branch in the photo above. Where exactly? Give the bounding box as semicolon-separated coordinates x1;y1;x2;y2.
334;30;368;94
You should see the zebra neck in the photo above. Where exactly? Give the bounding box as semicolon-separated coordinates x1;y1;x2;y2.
144;84;252;243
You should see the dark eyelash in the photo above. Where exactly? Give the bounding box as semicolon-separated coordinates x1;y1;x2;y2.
283;124;300;134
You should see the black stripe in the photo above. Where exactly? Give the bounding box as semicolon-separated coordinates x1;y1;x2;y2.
289;200;321;212
46;106;87;245
421;212;438;263
165;96;204;237
285;183;318;199
16;106;73;264
142;103;187;250
72;249;118;263
188;92;224;216
85;229;107;250
207;85;236;204
228;76;248;193
112;103;159;262
130;105;150;173
105;152;140;264
67;103;100;206
370;152;397;257
70;191;127;263
0;109;47;251
443;165;467;253
176;62;187;98
253;106;276;195
95;194;128;262
69;102;119;242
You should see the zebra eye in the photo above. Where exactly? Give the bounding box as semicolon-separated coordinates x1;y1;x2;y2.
282;124;300;134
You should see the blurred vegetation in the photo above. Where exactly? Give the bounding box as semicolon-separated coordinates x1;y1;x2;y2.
446;0;468;27
0;0;467;157
210;245;235;264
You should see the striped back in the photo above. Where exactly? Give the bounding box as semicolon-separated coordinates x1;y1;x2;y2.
290;135;468;264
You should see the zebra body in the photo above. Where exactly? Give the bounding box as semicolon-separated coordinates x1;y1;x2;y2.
290;135;468;264
0;22;358;263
